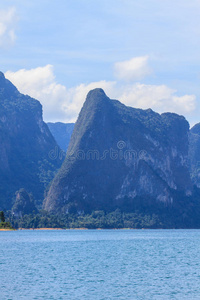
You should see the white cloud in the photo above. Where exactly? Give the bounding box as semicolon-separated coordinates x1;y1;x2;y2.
114;56;152;81
118;83;196;115
66;82;196;118
0;7;18;48
5;65;71;122
5;65;196;123
5;65;117;122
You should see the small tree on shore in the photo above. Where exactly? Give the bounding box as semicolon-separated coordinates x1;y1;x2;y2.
0;211;5;223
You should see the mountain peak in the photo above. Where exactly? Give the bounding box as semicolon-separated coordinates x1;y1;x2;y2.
0;71;5;79
0;71;19;97
81;88;111;115
190;123;200;135
85;88;109;104
87;88;107;97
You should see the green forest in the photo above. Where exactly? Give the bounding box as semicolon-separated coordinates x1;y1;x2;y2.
4;206;200;229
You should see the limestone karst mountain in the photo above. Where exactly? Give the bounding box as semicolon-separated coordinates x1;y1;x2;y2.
0;71;63;210
44;88;192;213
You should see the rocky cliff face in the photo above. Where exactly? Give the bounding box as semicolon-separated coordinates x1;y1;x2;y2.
47;122;74;151
0;72;63;210
44;88;192;213
189;123;200;187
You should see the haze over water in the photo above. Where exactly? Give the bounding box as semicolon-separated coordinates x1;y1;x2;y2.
1;229;200;299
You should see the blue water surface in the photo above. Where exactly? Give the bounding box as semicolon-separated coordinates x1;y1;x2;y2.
0;229;200;300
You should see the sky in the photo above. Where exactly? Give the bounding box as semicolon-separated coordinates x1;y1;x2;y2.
0;0;200;126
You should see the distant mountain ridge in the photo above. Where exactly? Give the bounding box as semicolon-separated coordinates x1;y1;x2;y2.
47;122;74;151
0;71;63;210
44;88;192;214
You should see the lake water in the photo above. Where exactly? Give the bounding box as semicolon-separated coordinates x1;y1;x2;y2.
1;229;200;300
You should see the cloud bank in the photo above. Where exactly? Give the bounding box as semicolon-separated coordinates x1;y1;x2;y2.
5;59;196;123
114;56;152;81
0;7;18;48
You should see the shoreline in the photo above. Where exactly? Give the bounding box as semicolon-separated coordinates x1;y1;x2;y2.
13;227;146;230
0;228;16;231
1;227;174;231
1;227;198;231
1;227;141;231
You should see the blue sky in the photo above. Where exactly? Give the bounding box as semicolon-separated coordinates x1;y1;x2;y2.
1;0;200;125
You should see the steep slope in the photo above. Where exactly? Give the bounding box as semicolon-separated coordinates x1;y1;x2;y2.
44;89;192;214
47;122;74;151
189;123;200;187
0;71;63;210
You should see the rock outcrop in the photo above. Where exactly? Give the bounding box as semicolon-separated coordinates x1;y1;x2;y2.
12;188;37;218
